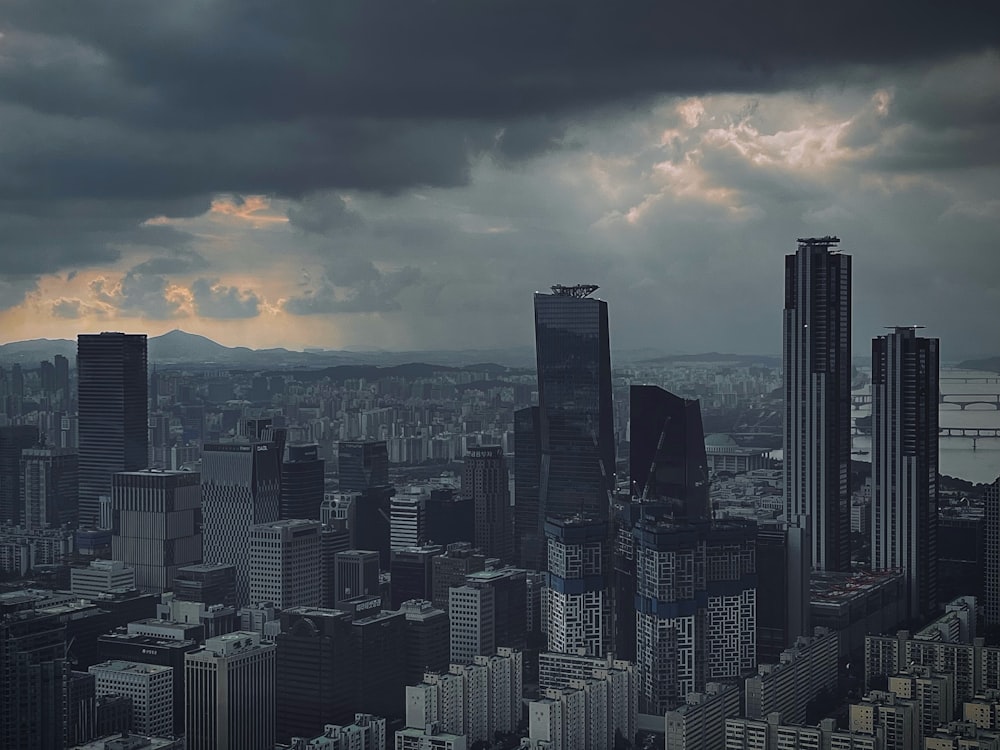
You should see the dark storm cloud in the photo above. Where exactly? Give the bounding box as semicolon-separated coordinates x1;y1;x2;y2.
190;278;261;319
284;258;421;315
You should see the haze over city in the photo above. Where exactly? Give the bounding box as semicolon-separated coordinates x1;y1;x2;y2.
0;2;998;356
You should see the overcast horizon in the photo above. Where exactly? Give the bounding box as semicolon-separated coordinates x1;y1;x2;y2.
0;2;998;358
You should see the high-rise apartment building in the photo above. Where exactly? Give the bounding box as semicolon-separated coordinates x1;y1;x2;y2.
629;386;710;521
201;442;280;607
783;238;852;572
111;469;202;594
544;515;609;658
534;284;615;524
0;424;39;526
633;514;757;713
77;333;148;528
249;519;322;609
21;445;78;529
88;660;173;738
986;478;1000;626
871;327;940;621
464;445;513;562
513;406;543;570
185;631;276;750
280;443;325;520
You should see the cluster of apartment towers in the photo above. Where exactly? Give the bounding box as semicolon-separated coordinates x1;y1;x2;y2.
1;236;953;750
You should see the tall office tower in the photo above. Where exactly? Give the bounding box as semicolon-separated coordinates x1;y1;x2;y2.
89;660;173;737
390;544;443;609
0;608;68;750
466;568;529;651
21;445;78;529
0;424;39;525
450;584;495;664
173;563;237;608
629;386;710;520
544;515;610;658
783;237;852;572
986;478;1000;627
432;542;487;612
334;549;381;606
275;608;355;739
338;440;394;566
249;519;322;608
280;443;325;520
185;632;276;750
111;469;202;594
77;333;148;528
534;284;615;523
391;488;426;549
464;445;513;561
755;521;811;663
320;522;351;608
513;406;543;570
54;354;70;408
633;514;757;713
871;327;940;621
400;599;450;686
201;441;281;607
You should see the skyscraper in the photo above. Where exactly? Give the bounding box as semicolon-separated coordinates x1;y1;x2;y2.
249;519;322;609
280;443;325;520
334;549;381;606
185;632;276;750
871;327;940;621
464;445;513;561
534;284;615;523
201;442;281;607
111;469;202;594
629;385;710;521
633;513;757;713
0;424;39;525
544;515;610;658
986;477;1000;627
338;440;394;566
783;238;852;572
77;333;148;528
513;406;543;570
21;445;78;529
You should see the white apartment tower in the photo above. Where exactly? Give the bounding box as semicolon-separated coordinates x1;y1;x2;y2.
249;518;322;608
783;236;852;572
185;631;276;750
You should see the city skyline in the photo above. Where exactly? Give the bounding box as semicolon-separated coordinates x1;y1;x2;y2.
0;4;997;357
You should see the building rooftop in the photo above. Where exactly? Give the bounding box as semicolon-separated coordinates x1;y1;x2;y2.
89;660;173;676
810;569;905;603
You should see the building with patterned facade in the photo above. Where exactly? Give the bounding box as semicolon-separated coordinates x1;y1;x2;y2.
464;445;513;562
88;660;173;738
248;518;322;609
111;469;202;595
201;442;280;607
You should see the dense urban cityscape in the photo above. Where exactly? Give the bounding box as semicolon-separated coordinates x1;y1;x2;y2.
0;238;997;749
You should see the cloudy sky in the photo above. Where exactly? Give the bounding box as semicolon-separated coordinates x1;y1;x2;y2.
0;2;998;358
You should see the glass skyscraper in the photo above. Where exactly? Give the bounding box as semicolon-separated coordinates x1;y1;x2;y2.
783;238;852;572
77;333;148;528
533;285;615;525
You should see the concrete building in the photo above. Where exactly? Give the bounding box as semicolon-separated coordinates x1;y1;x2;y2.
185;631;276;750
811;569;907;659
465;567;528;651
449;584;494;664
249;519;322;609
965;691;1000;730
394;724;467;750
464;445;513;562
21;445;78;530
111;469;202;594
985;478;1000;627
849;690;921;750
391;486;427;550
783;237;852;573
275;714;387;750
888;665;955;739
88;660;173;738
400;599;450;686
925;721;1000;749
703;434;770;475
745;627;840;726
334;549;381;606
871;327;940;621
390;545;443;609
665;682;742;750
432;543;487;613
69;734;184;750
404;647;522;747
725;713;879;750
544;515;609;658
71;560;136;599
171;563;237;608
